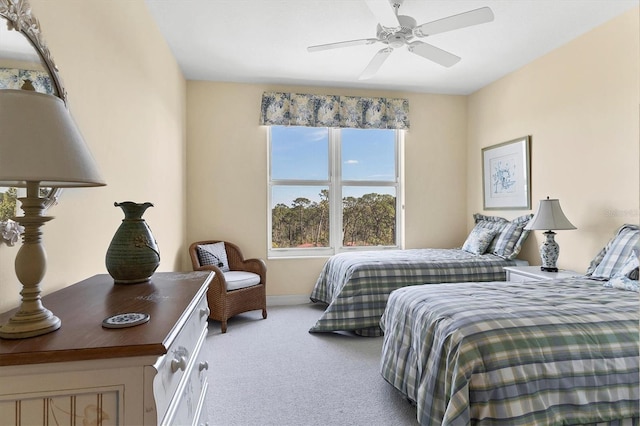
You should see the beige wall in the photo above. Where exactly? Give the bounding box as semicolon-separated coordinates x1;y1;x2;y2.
0;1;187;313
0;2;635;312
186;82;468;296
467;8;640;273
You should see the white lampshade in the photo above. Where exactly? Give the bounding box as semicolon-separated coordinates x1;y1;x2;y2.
525;197;576;231
0;89;105;187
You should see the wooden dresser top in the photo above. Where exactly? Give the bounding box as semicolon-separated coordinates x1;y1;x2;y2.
0;271;212;366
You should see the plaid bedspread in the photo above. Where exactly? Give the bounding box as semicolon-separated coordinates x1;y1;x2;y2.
309;248;519;335
380;278;640;425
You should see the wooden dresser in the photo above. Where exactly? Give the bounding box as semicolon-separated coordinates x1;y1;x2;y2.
0;271;212;426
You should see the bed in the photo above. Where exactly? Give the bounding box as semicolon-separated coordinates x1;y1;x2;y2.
309;213;533;336
380;224;639;425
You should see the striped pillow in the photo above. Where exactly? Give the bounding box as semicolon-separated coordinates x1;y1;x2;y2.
473;213;534;259
586;246;608;276
590;225;639;280
604;250;639;291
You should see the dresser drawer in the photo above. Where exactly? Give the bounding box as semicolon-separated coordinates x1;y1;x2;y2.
196;384;210;426
168;328;209;426
154;291;209;423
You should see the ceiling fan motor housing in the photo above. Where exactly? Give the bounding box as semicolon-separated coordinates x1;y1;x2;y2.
377;15;416;47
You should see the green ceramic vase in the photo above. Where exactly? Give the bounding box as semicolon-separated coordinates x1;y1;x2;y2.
105;201;160;284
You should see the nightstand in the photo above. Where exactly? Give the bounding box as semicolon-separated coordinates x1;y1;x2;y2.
504;265;581;282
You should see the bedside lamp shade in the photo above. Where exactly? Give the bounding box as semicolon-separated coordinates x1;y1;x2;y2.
0;90;105;339
525;197;576;272
525;197;576;232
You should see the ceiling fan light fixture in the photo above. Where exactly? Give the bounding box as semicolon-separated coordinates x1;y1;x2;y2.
388;34;406;48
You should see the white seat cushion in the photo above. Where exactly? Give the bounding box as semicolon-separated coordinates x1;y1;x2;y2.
224;271;261;291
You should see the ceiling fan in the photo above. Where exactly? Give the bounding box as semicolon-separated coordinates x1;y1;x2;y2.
307;0;494;80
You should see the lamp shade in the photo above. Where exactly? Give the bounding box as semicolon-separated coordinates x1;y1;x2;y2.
525;197;576;231
0;90;105;187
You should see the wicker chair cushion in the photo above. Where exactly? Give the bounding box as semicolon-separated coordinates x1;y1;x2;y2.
225;271;261;291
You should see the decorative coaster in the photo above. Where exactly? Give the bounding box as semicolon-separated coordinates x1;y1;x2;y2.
102;312;150;329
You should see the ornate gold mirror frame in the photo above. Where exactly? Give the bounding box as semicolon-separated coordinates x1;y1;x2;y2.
0;0;64;243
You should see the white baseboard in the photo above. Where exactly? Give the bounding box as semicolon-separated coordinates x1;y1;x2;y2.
267;294;311;306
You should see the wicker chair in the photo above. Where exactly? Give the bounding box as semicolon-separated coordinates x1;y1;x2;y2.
189;240;267;333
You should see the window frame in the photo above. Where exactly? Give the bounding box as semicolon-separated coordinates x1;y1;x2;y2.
267;126;404;259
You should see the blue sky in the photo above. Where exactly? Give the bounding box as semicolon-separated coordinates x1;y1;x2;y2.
271;126;396;207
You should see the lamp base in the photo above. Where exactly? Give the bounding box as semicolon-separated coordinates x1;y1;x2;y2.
0;181;61;339
539;230;560;272
0;309;60;339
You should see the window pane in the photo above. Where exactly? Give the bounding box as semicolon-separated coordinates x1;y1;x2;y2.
342;186;396;247
271;185;329;249
341;128;395;181
271;126;328;180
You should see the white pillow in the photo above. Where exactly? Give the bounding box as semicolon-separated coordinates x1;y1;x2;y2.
196;242;230;272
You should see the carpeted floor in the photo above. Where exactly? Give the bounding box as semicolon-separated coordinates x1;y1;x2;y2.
204;303;418;426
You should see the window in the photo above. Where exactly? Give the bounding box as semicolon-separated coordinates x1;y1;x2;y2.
268;126;403;258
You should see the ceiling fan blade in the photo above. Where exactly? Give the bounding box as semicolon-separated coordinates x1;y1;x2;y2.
364;0;400;28
414;7;494;37
307;38;378;53
408;41;460;67
358;47;393;80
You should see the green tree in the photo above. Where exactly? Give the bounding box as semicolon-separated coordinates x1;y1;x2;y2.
0;187;17;221
291;197;311;246
271;203;291;248
314;189;329;246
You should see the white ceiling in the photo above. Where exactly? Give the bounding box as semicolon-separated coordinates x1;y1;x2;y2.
144;0;638;95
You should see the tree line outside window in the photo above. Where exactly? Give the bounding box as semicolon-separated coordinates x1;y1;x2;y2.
271;190;396;248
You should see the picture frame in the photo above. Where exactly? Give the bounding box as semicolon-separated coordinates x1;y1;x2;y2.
482;136;531;210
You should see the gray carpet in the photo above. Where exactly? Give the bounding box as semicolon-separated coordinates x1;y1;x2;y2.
204;303;418;426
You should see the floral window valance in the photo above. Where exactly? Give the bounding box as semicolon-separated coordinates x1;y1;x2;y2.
259;92;410;130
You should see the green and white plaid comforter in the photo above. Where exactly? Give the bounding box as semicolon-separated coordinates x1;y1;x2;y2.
309;248;519;335
380;278;639;425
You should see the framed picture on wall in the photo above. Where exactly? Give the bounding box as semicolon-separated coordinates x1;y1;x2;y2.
482;136;531;210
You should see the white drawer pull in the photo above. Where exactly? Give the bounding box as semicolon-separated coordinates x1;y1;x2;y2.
200;307;210;318
199;361;209;371
171;356;187;373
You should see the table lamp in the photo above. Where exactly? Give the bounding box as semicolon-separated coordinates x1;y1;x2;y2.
524;196;576;272
0;89;105;339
